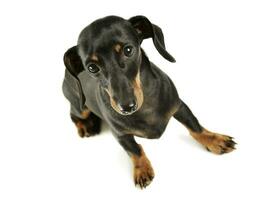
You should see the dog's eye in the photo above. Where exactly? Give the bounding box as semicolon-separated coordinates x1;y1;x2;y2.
123;45;134;57
87;63;100;73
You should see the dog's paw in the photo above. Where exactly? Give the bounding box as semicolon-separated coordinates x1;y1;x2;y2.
205;133;236;154
75;121;100;138
134;164;154;189
71;112;101;138
131;145;155;189
191;130;237;154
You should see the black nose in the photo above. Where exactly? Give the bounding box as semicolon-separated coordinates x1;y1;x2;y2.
117;100;137;115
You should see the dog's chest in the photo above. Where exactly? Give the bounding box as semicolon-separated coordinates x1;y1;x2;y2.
120;103;178;139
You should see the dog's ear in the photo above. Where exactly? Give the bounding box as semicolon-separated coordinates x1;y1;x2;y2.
129;15;176;63
63;46;86;111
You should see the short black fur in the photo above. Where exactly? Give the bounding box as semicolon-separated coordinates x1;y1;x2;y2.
174;100;203;133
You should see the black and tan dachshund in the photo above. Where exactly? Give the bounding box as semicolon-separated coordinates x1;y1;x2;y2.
62;15;236;189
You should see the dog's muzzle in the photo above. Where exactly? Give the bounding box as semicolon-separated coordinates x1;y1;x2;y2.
117;100;138;115
105;71;144;115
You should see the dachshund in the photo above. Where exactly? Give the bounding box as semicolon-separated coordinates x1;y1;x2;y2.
62;15;236;189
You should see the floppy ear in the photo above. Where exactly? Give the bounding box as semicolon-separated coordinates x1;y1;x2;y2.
63;46;86;111
129;15;176;63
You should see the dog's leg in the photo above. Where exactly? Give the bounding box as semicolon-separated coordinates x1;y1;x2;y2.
117;135;154;189
173;99;236;154
70;106;101;138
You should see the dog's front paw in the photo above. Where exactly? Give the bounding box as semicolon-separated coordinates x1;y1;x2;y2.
75;121;100;138
71;112;101;138
205;133;236;154
130;145;155;189
191;130;237;154
134;164;154;189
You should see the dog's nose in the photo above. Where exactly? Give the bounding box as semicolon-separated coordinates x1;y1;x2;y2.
117;100;137;115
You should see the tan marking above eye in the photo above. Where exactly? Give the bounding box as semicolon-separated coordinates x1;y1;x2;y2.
90;54;98;61
114;44;121;53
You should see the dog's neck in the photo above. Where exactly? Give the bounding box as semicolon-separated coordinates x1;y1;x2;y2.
138;50;159;94
139;50;156;78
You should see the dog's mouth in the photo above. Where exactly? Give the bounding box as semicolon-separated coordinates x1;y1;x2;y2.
105;73;144;115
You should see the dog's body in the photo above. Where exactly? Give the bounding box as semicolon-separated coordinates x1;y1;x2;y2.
62;16;236;188
78;55;179;139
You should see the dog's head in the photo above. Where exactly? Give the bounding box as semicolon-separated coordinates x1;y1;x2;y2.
64;16;175;115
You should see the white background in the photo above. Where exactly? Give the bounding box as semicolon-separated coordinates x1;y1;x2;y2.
0;0;272;199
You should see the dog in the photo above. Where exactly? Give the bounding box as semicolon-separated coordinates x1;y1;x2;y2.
62;15;236;189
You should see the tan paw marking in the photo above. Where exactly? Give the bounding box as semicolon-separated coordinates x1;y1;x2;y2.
131;146;155;189
75;121;96;138
190;129;237;154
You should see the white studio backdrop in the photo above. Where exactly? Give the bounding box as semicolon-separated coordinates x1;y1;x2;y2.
0;0;271;199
